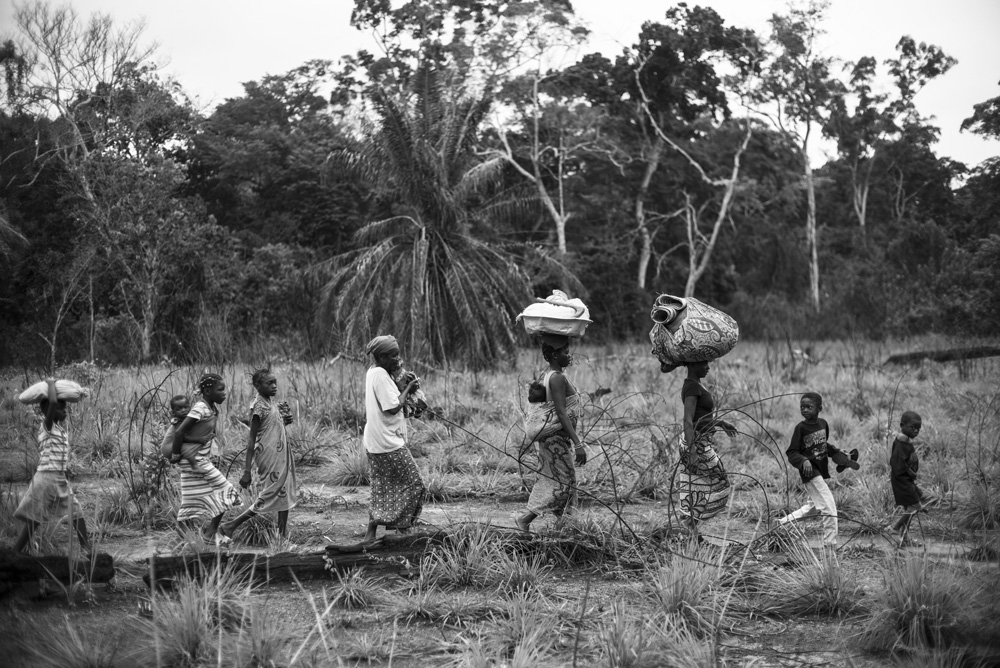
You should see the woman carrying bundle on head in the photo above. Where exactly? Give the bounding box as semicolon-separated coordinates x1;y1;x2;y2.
170;373;242;544
362;335;426;543
515;333;587;533
675;360;737;534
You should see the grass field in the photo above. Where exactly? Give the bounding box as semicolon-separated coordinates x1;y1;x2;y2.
0;337;998;667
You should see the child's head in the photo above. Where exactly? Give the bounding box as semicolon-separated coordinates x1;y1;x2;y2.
169;395;190;420
197;373;227;405
39;398;68;422
900;411;922;439
800;392;823;422
250;365;277;398
528;380;546;403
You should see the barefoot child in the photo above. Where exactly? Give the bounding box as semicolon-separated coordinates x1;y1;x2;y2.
14;378;91;554
220;366;298;539
171;374;242;543
777;393;859;550
889;411;933;547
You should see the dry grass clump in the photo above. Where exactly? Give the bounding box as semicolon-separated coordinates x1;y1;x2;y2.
758;538;862;617
957;479;1000;530
857;554;971;653
325;441;369;486
137;561;252;666
598;601;719;668
23;617;118;668
640;543;726;635
327;567;384;609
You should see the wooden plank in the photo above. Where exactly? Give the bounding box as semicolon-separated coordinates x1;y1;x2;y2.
0;549;115;583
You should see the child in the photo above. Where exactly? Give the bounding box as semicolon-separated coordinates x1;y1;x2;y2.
777;392;859;549
14;378;91;554
527;379;546;404
159;395;194;461
889;411;932;547
392;366;428;419
220;366;298;539
171;374;242;543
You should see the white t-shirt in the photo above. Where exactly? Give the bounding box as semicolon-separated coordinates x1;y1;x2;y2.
362;366;406;453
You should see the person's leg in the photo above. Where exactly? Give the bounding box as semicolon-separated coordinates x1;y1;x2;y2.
14;520;39;552
778;498;819;525
364;519;380;542
277;510;288;537
808;477;838;547
204;513;224;539
73;518;92;553
221;507;257;537
515;511;537;532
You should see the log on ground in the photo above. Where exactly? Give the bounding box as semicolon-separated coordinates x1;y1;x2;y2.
142;531;448;589
884;346;1000;365
0;549;115;583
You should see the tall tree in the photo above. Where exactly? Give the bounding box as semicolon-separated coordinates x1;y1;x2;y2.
755;0;839;311
826;37;955;232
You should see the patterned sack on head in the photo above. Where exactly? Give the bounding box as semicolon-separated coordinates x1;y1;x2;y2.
649;294;739;367
18;379;88;404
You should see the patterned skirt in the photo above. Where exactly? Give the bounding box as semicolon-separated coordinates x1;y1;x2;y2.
676;432;730;521
368;447;425;528
527;432;578;517
176;449;242;523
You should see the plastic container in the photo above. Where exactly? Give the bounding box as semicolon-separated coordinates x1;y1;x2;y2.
517;290;592;338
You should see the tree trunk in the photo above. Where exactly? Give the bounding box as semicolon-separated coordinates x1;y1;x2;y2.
0;550;115;584
635;138;664;289
804;151;820;311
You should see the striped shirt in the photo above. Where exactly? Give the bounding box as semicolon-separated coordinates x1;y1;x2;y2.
36;421;71;473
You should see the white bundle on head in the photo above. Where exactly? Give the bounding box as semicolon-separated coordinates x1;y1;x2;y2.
18;379;88;404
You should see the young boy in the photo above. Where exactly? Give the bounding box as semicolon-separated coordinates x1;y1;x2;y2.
889;411;932;547
777;393;859;549
13;378;91;554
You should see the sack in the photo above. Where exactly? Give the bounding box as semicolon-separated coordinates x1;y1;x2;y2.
649;295;739;367
18;379;88;404
517;289;592;338
523;401;564;448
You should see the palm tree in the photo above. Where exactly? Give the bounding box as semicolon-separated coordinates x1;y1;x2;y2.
320;66;537;370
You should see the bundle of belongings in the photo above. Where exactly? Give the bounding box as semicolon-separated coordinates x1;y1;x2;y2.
648;294;739;371
19;379;88;404
516;290;591;452
392;367;428;419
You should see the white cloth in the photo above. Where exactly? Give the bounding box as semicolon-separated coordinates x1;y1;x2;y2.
778;475;839;547
363;366;406;454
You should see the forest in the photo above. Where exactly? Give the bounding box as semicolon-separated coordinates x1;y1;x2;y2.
1;0;999;370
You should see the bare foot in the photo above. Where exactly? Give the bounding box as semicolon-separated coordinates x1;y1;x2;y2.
513;515;531;533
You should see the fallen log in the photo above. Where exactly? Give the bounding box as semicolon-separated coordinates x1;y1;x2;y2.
142;531;446;589
0;549;115;584
884;346;1000;366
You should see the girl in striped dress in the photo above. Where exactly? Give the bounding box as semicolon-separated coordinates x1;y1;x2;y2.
170;373;241;543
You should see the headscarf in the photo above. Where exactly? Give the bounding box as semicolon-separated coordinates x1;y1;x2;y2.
366;335;399;358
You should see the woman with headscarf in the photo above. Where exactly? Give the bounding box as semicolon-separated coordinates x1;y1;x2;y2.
362;335;426;542
515;334;587;532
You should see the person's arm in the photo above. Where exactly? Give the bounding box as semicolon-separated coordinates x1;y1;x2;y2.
240;415;261;488
171;415;199;464
549;372;585;465
43;378;58;431
786;425;812;476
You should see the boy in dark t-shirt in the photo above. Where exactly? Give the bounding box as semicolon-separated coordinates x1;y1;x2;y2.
777;393;859;549
889;411;934;547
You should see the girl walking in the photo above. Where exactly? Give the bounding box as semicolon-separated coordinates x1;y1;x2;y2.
515;334;587;533
221;366;298;539
171;373;242;544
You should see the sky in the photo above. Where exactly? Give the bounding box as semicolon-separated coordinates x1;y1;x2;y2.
2;0;999;168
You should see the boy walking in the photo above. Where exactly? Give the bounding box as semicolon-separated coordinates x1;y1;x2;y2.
889;411;932;547
777;393;859;549
14;378;91;554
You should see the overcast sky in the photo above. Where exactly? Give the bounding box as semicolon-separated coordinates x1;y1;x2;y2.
3;0;999;167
